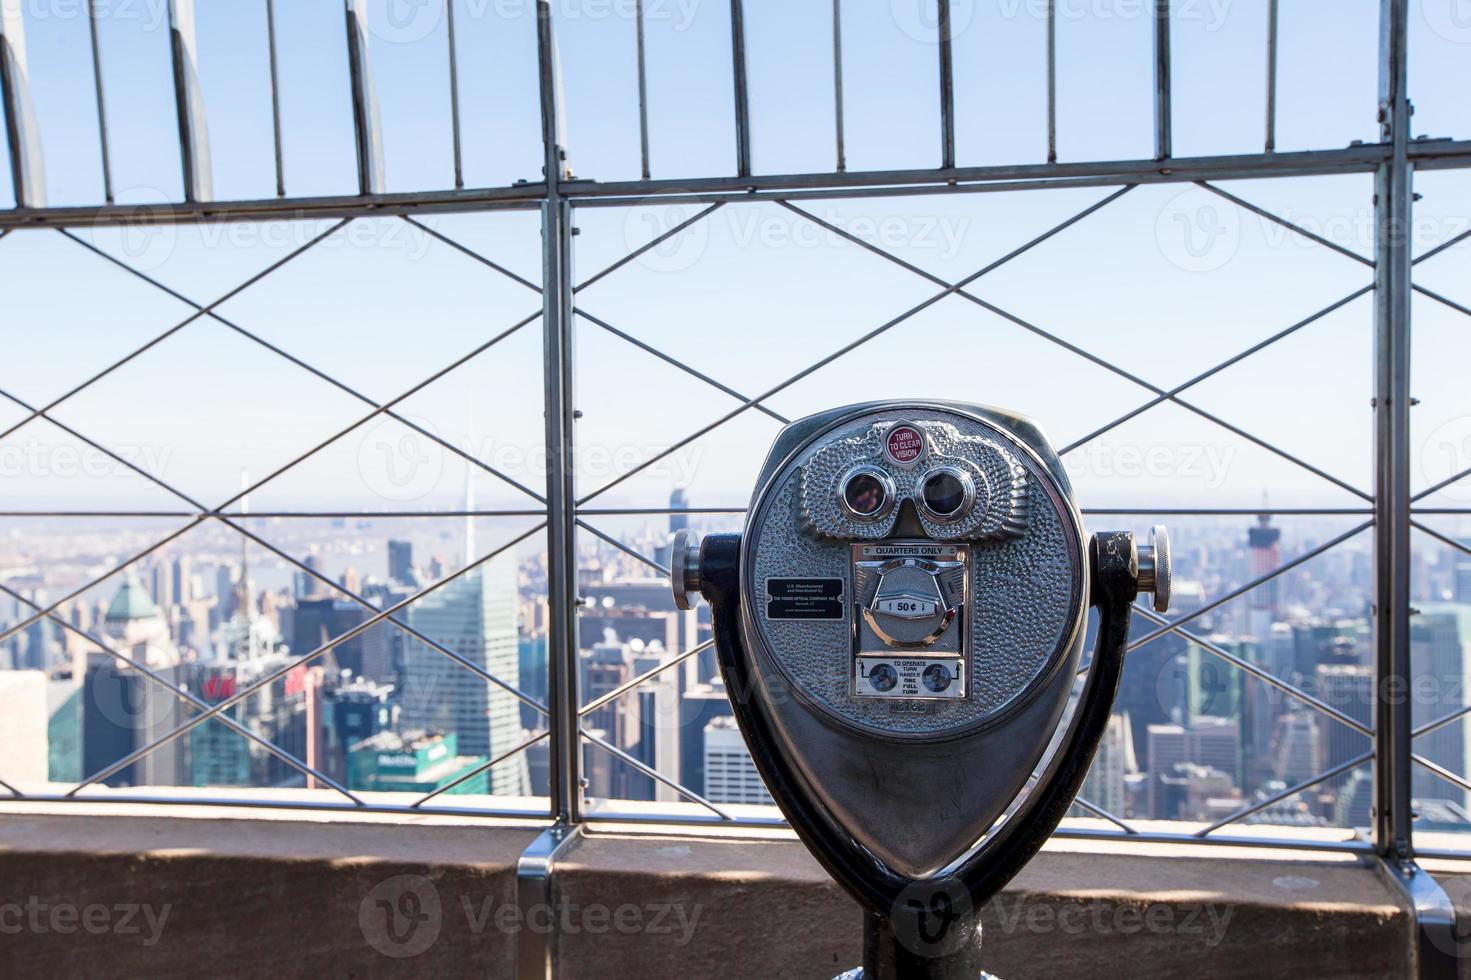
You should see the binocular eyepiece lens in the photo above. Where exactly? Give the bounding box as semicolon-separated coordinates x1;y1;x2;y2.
841;468;892;521
919;468;971;520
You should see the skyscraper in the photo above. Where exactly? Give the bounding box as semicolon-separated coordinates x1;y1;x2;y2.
399;552;529;797
388;540;415;586
1248;511;1282;639
703;715;772;806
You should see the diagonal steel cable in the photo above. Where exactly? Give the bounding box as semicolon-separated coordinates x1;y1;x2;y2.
0;517;206;646
0;775;21;797
580;727;735;821
576;518;670;577
1200;183;1471;322
1414;461;1471;504
65;522;545;795
573;202;725;293
573;309;788;424
1197;750;1372;836
401;215;544;293
1058;284;1374;458
1070;795;1139;834
0;220;351;445
1414;753;1471;798
56;228;544;503
1198;182;1374;266
412;729;549;807
211;309;543;513
1414;226;1471;266
580;640;712;717
1127;520;1373;651
0;385;210;512
576;187;1135;506
0;320;548;647
1126;603;1374;737
1415;283;1471;319
0;580;364;803
395;209;786;426
780;197;1375;500
220;514;548;714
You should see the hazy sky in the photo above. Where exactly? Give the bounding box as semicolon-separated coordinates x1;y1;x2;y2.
1;0;1469;519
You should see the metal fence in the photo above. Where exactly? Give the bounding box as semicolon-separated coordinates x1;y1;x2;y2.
1;0;1470;877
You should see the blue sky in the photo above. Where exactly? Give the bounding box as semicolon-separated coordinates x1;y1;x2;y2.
1;0;1469;516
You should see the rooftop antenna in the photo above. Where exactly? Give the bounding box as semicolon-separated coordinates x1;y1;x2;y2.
464;393;475;568
239;466;252;620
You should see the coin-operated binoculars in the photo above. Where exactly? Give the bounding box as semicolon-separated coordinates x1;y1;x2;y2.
670;402;1170;979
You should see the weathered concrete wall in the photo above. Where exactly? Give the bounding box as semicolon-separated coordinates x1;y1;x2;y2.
0;811;1431;979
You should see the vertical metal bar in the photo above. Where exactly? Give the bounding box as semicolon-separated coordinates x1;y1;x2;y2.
344;0;386;195
937;0;955;169
635;0;651;180
1264;0;1278;153
832;0;845;172
86;0;113;203
1152;0;1172;160
729;0;751;177
1046;0;1057;163
537;0;580;826
445;0;464;190
167;0;212;202
0;0;46;208
264;0;284;197
1373;0;1414;864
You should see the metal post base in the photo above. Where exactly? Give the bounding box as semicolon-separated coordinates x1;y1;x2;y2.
831;911;996;980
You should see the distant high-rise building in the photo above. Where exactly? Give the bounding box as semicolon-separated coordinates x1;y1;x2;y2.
399;553;529;797
0;671;50;786
388;540;415;586
347;731;489;796
82;572;188;788
1077;712;1135;818
1413;605;1471;806
1271;711;1322;785
703;716;772;806
1146;717;1240;818
1248;511;1282;638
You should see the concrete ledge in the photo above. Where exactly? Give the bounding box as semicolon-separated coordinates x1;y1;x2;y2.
0;806;1444;978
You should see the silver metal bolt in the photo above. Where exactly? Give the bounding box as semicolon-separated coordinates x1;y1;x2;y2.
671;528;703;610
1136;524;1172;613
